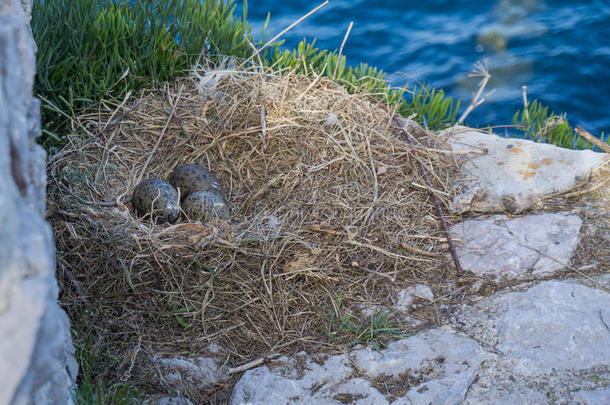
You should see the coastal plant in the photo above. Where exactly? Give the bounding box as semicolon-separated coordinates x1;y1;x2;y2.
269;39;459;130
32;0;272;147
512;100;609;151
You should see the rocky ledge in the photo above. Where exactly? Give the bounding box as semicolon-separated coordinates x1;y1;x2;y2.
150;127;608;405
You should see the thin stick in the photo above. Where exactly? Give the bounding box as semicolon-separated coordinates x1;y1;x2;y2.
333;21;354;79
228;353;281;374
563;176;610;198
575;126;610;153
457;60;493;125
521;85;529;121
260;106;267;149
57;260;92;307
389;115;464;275
367;96;464;274
137;85;184;184
58;182;122;206
247;1;329;63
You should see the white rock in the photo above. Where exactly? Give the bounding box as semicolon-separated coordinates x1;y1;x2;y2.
450;213;582;279
157;356;227;390
460;279;610;403
442;126;608;214
230;330;488;405
394;284;434;313
412;284;434;301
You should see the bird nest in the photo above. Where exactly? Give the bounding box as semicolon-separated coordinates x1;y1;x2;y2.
48;66;463;396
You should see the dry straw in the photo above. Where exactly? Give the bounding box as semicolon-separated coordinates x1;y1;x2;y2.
48;65;463;393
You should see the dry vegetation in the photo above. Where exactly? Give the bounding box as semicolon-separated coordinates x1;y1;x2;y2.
47;66;608;401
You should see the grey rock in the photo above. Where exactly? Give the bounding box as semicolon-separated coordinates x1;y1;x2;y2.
460;279;610;404
354;330;487;405
0;1;77;404
230;352;354;405
412;284;434;301
450;213;582;279
568;387;610;405
394;284;434;313
157;356;228;391
441;126;608;214
230;330;488;405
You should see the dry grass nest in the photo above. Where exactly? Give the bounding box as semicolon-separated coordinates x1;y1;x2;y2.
48;67;466;396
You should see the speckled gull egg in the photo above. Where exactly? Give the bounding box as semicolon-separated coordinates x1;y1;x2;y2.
131;178;180;223
182;191;230;222
168;164;225;200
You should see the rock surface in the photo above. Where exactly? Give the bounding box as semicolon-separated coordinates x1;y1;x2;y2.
442;126;608;214
458;279;610;404
0;1;77;404
230;279;610;405
157;355;228;391
450;213;582;279
231;330;488;405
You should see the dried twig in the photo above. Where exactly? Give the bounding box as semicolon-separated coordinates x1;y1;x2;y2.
247;1;329;63
333;21;354;79
137;85;184;184
392;118;464;275
575;126;610;153
457;60;494;125
227;353;281;374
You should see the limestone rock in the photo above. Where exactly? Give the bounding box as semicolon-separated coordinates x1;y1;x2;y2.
459;279;610;404
0;1;77;404
394;284;435;312
230;330;488;405
450;213;582;279
230;279;610;405
156;355;228;391
442;126;608;214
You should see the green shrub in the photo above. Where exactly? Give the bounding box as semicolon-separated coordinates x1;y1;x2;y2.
512;100;609;151
33;0;605;152
32;0;272;148
268;39;459;130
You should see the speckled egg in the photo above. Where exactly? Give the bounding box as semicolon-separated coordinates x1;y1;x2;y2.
182;191;231;222
168;164;225;200
131;178;180;223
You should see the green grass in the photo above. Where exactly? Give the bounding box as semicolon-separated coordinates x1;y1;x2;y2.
323;295;405;351
69;305;142;405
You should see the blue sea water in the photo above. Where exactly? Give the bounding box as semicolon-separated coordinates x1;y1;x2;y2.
241;0;610;137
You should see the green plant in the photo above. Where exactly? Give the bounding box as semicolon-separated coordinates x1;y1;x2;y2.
512;99;609;151
70;306;141;405
339;310;405;352
269;39;459;130
322;295;404;351
32;0;272;148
